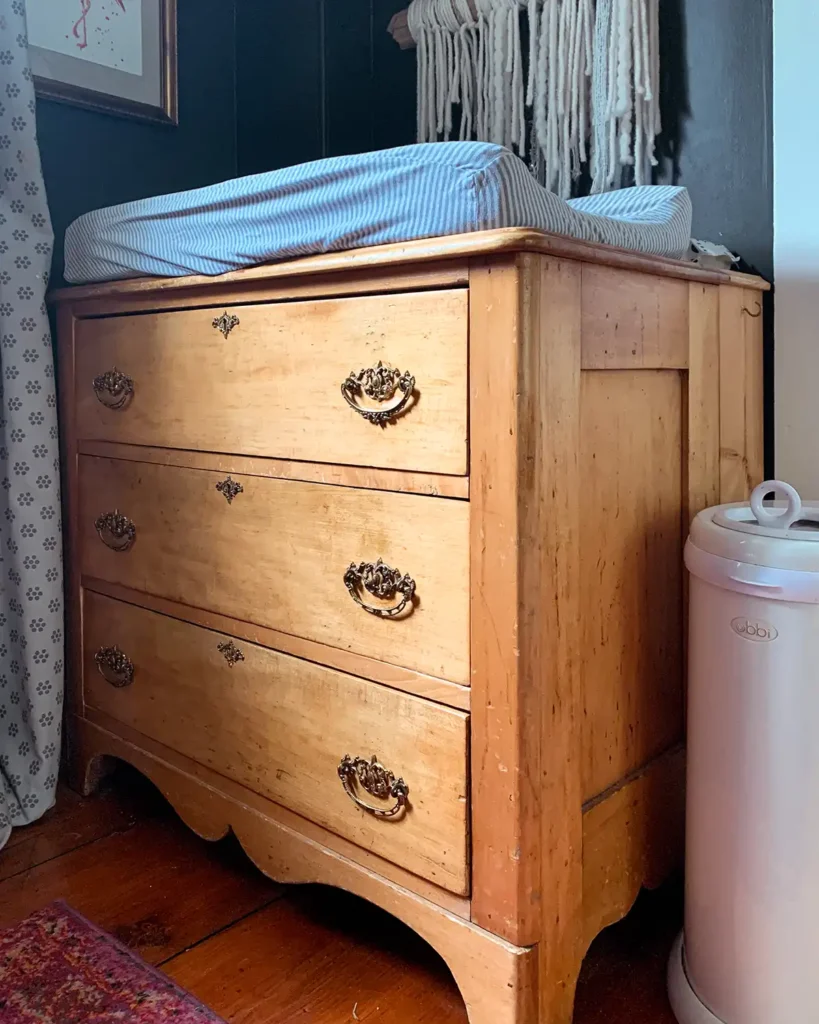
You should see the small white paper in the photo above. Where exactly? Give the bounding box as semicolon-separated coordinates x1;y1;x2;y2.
691;238;740;263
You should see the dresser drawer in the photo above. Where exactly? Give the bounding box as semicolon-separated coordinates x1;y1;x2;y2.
83;592;469;894
79;456;470;683
74;290;468;475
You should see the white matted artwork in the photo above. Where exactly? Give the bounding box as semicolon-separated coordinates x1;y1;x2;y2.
25;0;177;124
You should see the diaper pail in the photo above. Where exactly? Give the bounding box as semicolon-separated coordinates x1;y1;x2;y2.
669;480;819;1024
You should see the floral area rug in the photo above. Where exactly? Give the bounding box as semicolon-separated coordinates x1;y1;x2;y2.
0;901;225;1022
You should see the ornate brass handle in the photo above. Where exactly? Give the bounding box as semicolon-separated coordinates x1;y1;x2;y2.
94;645;134;688
341;362;415;425
338;754;409;818
95;511;136;552
343;559;416;618
93;367;134;410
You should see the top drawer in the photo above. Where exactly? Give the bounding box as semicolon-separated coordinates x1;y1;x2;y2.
74;290;468;476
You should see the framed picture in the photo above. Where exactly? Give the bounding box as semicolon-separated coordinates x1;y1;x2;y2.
25;0;177;124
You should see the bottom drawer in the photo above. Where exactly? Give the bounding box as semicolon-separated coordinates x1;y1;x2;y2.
82;591;470;895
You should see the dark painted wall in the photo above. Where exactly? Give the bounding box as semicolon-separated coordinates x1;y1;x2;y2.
236;0;414;175
236;0;772;280
37;0;772;282
235;0;322;175
655;0;772;281
38;0;237;285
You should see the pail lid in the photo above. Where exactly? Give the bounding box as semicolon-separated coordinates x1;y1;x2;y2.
690;480;819;573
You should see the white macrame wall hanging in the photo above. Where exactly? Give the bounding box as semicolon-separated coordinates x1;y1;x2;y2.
406;0;661;197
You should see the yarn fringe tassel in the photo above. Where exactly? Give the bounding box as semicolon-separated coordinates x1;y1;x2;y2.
407;0;660;197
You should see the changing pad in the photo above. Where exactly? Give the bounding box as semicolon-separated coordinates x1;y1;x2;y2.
63;142;693;284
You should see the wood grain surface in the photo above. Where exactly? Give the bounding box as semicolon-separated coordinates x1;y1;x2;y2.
83;592;470;894
79;456;470;682
75;290;468;475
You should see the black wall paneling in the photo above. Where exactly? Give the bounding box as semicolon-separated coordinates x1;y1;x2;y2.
38;0;238;287
235;0;414;168
370;0;417;152
236;0;772;282
40;0;771;287
655;0;772;282
324;0;374;157
236;0;324;175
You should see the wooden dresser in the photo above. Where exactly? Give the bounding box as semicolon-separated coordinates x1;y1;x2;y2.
53;229;767;1024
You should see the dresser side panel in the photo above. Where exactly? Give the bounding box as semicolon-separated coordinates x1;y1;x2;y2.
469;253;584;988
718;284;765;501
579;369;686;798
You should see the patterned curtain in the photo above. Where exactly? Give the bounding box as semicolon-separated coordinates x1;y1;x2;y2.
0;2;64;847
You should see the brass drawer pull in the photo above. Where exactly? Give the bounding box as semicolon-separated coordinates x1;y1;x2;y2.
338;754;409;819
93;367;134;410
217;640;245;666
215;476;243;503
343;559;416;618
341;362;415;425
212;311;240;338
94;645;134;688
95;511;136;552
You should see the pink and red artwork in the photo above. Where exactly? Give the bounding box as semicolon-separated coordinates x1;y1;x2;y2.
26;0;143;76
26;0;175;124
72;1;128;52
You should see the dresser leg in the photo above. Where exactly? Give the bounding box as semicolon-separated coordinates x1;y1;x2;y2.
536;959;582;1024
67;715;572;1024
449;937;581;1024
66;715;117;796
439;936;539;1024
68;749;117;797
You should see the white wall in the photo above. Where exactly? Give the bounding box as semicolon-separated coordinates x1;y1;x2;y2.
775;0;819;496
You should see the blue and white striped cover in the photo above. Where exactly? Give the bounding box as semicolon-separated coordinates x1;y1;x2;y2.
64;142;692;284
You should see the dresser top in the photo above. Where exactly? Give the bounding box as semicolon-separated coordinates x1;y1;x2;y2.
50;227;769;307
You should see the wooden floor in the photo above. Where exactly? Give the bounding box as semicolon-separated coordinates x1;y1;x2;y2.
1;765;681;1023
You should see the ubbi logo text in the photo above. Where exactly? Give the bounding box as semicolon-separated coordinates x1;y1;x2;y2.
731;617;779;642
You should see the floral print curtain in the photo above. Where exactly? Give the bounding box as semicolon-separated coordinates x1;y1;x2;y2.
0;1;63;847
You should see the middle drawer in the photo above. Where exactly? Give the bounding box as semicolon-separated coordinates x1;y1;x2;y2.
79;456;470;683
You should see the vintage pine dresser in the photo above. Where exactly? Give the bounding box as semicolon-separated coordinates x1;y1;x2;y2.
53;228;768;1024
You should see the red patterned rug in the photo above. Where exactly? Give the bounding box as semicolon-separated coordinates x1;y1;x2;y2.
0;901;226;1022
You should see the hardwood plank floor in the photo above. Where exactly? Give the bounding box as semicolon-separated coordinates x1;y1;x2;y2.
0;781;147;882
0;767;681;1022
167;890;469;1024
0;770;280;964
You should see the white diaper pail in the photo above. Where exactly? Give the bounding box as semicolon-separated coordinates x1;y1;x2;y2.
669;480;819;1024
